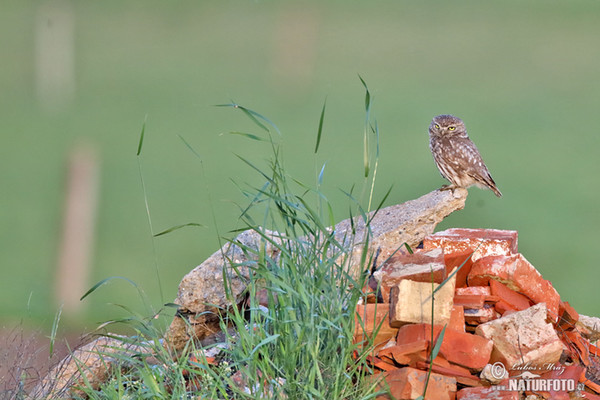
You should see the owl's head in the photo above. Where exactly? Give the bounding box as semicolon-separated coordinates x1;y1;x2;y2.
429;114;468;138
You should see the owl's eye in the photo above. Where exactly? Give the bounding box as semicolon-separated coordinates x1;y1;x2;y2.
448;126;456;131
434;124;440;129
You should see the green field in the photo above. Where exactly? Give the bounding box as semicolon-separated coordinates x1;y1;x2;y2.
2;1;599;331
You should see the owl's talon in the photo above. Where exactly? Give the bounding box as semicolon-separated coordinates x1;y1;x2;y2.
439;184;457;192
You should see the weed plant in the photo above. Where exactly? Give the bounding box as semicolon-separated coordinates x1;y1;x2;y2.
62;83;388;399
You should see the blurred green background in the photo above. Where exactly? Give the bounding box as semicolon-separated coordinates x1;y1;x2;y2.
2;0;599;332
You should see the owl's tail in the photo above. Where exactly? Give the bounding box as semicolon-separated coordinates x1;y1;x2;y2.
473;172;502;197
490;185;502;198
486;175;502;198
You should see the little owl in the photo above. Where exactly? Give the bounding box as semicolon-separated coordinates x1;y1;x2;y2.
428;114;502;197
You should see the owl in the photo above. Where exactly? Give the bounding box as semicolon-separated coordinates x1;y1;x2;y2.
428;114;502;197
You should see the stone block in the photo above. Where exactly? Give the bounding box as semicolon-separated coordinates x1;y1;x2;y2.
468;253;560;321
389;272;456;328
374;248;446;302
475;303;563;369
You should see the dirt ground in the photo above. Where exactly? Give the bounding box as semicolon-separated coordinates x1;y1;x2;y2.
0;326;85;398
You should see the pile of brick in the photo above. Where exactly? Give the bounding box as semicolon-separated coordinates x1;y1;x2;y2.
355;228;600;400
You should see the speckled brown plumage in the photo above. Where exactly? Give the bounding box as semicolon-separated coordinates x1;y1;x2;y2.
428;114;502;197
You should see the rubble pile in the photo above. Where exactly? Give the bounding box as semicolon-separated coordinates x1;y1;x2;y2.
356;228;600;400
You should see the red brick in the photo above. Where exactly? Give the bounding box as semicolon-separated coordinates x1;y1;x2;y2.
583;377;600;397
415;360;476;380
367;355;400;372
423;228;518;261
562;330;590;366
454;294;485;309
378;340;429;366
489;280;531;312
449;306;465;333
455;375;483;387
444;250;474;288
456;286;491;296
376;367;456;400
494;300;516;316
396;323;493;370
374;248;446;302
457;386;519;400
468;253;560;321
355;303;397;348
538;365;585;399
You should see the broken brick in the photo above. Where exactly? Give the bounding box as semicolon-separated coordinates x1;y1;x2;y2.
456;286;491;296
475;303;563;368
449;306;465;332
389;273;456;328
489;280;531;312
396;323;493;370
468;253;560;321
457;386;519;400
454;294;485;309
557;301;579;331
378;340;429;366
373;248;446;302
464;306;498;325
493;300;516;316
537;365;586;399
443;250;474;288
355;303;397;349
367;355;399;372
423;228;518;262
376;367;456;400
561;330;590;366
415;360;476;381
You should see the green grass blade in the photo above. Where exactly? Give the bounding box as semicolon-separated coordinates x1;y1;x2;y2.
421;324;447;399
249;334;280;356
136;115;147;156
177;134;202;159
318;162;327;186
235;154;274;183
154;222;204;237
358;74;371;112
229;131;268;141
80;276;139;301
48;305;63;357
314;98;327;153
429;324;446;361
216;102;281;135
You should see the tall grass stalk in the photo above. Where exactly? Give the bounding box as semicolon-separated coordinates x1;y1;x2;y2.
76;87;385;398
